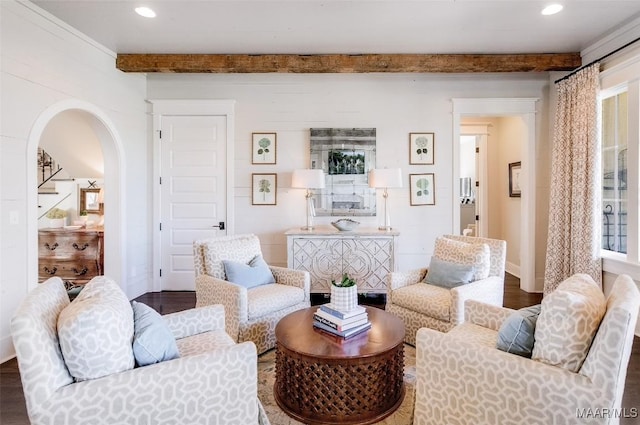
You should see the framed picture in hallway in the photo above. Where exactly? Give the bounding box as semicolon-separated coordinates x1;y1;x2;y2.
409;132;434;165
252;132;277;164
509;161;521;197
252;173;277;205
410;173;435;205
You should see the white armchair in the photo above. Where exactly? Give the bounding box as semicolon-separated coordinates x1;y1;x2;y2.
11;277;270;425
193;233;310;354
414;274;640;425
386;234;506;345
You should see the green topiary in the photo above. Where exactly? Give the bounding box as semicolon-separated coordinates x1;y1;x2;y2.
331;273;356;288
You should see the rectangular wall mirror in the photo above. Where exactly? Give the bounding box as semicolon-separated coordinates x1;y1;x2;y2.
310;128;376;216
79;187;103;214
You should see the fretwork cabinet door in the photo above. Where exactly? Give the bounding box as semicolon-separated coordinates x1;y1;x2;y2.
290;237;342;292
287;229;398;294
342;238;394;293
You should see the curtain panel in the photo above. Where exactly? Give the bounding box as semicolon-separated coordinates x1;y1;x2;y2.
544;64;602;295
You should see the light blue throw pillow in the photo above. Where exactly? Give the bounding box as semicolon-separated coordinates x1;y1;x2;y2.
424;257;476;288
131;301;180;367
223;255;275;289
496;304;542;358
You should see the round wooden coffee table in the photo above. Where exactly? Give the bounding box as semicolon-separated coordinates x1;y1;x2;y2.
274;306;405;425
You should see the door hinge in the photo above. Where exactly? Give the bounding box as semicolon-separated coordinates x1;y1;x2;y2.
159;177;162;185
475;181;479;187
475;147;479;153
159;130;162;139
159;269;162;277
476;215;480;221
159;223;162;231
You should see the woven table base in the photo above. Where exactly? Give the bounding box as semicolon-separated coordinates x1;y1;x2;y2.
274;342;405;425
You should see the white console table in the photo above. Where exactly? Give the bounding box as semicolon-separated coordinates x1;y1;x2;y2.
285;226;399;294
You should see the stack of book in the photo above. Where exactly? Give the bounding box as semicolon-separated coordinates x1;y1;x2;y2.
312;303;371;339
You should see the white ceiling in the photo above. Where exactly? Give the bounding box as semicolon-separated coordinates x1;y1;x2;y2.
32;0;640;56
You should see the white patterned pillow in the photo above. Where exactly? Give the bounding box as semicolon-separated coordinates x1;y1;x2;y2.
532;274;606;372
433;236;490;281
57;276;135;381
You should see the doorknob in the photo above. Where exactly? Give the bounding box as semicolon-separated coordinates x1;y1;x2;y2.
212;221;225;230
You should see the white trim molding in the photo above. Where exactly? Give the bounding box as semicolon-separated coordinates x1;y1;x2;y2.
27;100;127;293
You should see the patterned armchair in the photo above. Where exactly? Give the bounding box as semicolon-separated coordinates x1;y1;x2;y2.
386;234;506;345
414;274;640;425
194;234;310;354
11;277;270;425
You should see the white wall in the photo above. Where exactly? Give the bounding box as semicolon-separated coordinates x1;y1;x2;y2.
0;1;149;361
147;72;551;271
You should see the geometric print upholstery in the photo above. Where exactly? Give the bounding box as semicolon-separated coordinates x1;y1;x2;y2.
391;283;451;322
433;236;490;281
195;234;262;279
57;276;135;381
414;274;639;425
386;235;507;345
532;273;606;373
11;278;271;425
9;277;73;418
194;234;311;354
247;283;306;320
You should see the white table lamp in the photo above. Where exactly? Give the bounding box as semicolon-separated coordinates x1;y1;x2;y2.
369;168;403;231
292;169;325;230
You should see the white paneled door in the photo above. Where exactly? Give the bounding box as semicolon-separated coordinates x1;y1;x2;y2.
160;115;227;290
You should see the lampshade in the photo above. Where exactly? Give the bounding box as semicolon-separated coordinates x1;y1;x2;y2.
292;169;325;189
369;168;403;189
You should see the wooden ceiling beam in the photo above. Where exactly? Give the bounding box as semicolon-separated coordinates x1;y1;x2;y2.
116;53;581;73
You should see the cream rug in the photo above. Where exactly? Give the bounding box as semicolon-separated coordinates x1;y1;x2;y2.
257;344;416;425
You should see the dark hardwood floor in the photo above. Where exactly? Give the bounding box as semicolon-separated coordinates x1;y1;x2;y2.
1;274;638;424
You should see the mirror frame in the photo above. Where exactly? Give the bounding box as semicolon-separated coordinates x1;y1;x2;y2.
310;128;377;217
79;187;103;214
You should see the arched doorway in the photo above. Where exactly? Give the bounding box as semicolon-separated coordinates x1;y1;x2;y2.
27;100;126;293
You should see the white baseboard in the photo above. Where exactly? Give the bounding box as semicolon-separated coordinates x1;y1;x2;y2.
505;261;520;279
0;335;16;364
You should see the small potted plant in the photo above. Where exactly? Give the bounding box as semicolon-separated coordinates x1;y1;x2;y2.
79;210;88;222
330;273;358;313
46;208;67;228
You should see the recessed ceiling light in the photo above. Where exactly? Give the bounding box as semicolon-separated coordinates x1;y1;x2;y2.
541;4;563;15
135;6;156;18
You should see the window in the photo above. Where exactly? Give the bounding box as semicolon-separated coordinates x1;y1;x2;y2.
601;91;628;253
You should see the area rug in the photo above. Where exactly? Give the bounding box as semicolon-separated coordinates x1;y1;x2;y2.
257;344;416;425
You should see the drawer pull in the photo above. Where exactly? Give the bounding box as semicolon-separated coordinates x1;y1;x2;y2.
43;266;58;275
72;243;90;251
72;266;89;276
44;242;59;251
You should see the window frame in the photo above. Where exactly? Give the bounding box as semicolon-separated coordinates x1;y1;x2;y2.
600;86;629;255
599;53;640;278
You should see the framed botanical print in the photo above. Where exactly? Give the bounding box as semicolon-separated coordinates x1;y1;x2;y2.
409;132;434;165
409;173;435;206
509;161;522;197
252;173;277;205
252;132;277;164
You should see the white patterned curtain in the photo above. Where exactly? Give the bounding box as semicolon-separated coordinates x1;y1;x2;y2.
544;64;602;294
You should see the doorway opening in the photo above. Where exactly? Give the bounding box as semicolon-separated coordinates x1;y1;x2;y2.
452;98;539;293
27;100;125;293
